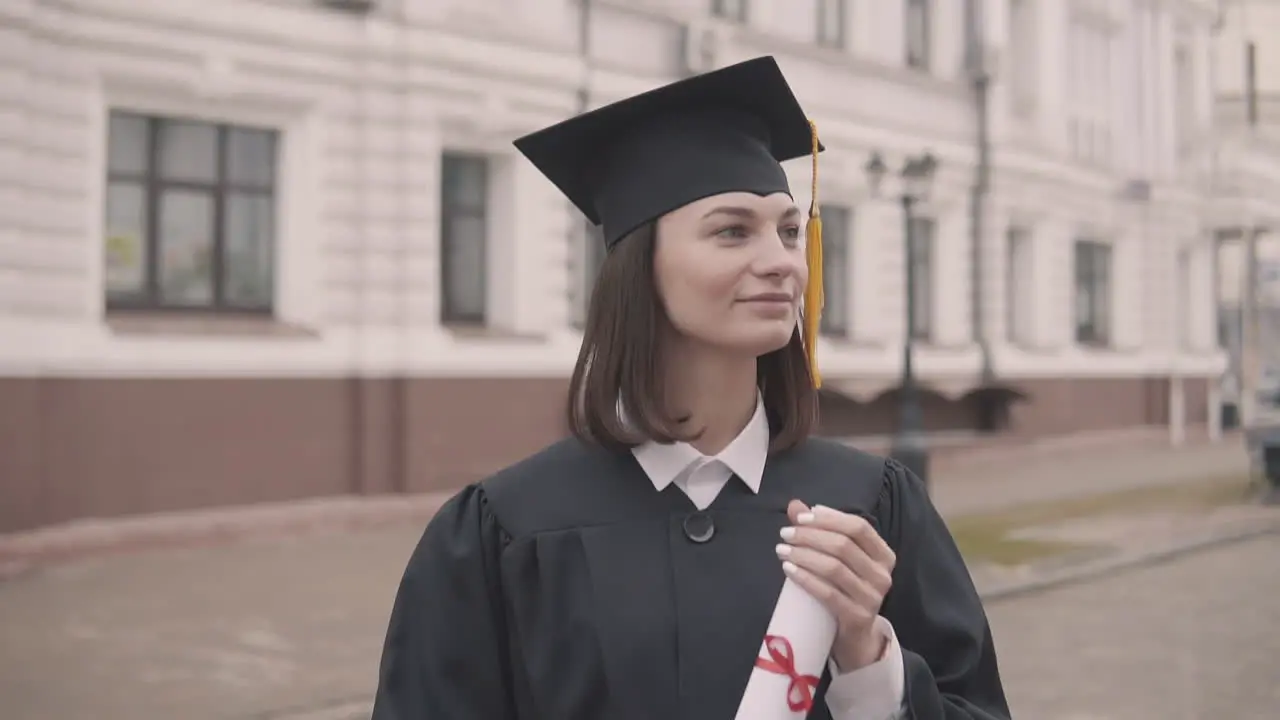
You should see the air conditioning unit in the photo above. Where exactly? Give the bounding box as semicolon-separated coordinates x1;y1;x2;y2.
680;21;724;76
319;0;375;12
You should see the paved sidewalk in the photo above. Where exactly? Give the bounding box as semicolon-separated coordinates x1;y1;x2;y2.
926;434;1252;516
990;534;1280;719
0;437;1265;720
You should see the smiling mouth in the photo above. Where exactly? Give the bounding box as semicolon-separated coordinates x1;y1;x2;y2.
741;295;793;303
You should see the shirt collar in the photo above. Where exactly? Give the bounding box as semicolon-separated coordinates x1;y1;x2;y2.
631;394;770;494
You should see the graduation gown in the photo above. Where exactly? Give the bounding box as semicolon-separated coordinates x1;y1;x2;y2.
371;437;1011;719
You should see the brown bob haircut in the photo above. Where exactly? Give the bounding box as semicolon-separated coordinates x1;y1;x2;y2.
566;221;819;454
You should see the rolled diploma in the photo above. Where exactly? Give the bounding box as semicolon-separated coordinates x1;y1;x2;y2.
733;576;838;719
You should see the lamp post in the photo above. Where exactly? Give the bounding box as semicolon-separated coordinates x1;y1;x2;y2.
865;151;939;488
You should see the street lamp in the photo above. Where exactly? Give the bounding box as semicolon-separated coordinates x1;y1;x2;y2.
865;150;939;488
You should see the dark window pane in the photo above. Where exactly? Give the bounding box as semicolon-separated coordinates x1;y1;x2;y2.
157;189;216;305
107;112;149;176
819;204;851;335
442;155;488;208
1073;240;1111;344
104;181;148;298
907;0;931;68
226;127;277;188
443;215;487;320
158;120;219;183
818;0;845;47
1006;227;1032;343
909;217;934;339
713;0;747;21
441;152;489;322
223;192;275;309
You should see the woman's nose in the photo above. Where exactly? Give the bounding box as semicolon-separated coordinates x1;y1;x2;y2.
754;236;799;278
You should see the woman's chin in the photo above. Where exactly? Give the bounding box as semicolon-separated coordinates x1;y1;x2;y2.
717;322;796;357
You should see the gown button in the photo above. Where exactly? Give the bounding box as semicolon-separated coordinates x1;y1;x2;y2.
683;512;716;544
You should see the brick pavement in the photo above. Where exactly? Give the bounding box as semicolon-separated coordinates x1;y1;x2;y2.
988;535;1280;719
0;436;1262;720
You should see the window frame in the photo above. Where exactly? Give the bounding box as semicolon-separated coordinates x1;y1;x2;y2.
439;152;492;326
908;215;935;342
103;110;278;314
818;203;852;337
1065;17;1114;165
1172;37;1195;160
712;0;748;22
905;0;932;71
1005;225;1033;345
815;0;847;50
1007;0;1038;113
1073;239;1112;347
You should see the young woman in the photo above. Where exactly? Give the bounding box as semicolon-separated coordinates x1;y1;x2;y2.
371;56;1011;720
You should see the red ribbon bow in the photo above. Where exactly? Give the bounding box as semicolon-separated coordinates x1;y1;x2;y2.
754;634;821;712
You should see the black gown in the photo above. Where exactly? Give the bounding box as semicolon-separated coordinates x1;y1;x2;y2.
371;437;1011;720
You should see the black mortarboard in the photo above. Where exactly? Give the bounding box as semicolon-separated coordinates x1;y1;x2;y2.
513;56;823;249
513;56;829;386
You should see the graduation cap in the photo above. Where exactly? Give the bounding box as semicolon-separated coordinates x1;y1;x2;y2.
513;56;828;386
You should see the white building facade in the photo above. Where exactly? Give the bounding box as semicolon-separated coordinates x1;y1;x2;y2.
0;0;1227;531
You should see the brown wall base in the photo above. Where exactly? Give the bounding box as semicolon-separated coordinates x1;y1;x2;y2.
0;375;1210;534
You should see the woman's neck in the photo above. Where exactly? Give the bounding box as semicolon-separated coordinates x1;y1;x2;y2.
664;341;759;456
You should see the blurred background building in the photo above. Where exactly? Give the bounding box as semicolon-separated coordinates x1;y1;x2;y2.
1210;0;1280;430
0;0;1250;532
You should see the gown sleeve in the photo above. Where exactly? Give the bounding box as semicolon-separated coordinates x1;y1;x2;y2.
877;459;1013;720
371;484;517;720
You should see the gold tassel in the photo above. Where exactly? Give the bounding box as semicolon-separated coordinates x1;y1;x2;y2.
803;119;823;388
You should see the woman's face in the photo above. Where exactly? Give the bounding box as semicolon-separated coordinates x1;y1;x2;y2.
653;191;808;357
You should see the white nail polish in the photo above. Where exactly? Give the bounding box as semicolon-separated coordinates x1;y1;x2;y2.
775;543;792;558
797;512;815;524
782;561;798;575
779;526;796;540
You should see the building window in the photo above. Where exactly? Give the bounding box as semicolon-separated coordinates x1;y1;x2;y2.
572;221;606;329
816;0;846;49
104;111;277;312
818;204;852;337
1177;247;1193;349
905;0;931;70
712;0;748;22
1005;225;1034;344
1007;0;1037;115
1066;18;1113;164
1172;38;1195;159
440;153;490;325
908;215;935;341
1074;239;1112;346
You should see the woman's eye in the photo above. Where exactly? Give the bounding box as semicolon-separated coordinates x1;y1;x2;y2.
715;224;750;239
781;225;802;244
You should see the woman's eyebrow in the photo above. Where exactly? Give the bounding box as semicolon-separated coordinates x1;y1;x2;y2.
700;206;757;220
700;206;802;221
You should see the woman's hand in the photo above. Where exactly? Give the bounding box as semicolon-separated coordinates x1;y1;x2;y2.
776;500;897;672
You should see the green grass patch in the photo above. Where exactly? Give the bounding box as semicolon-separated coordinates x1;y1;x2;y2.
949;474;1255;567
